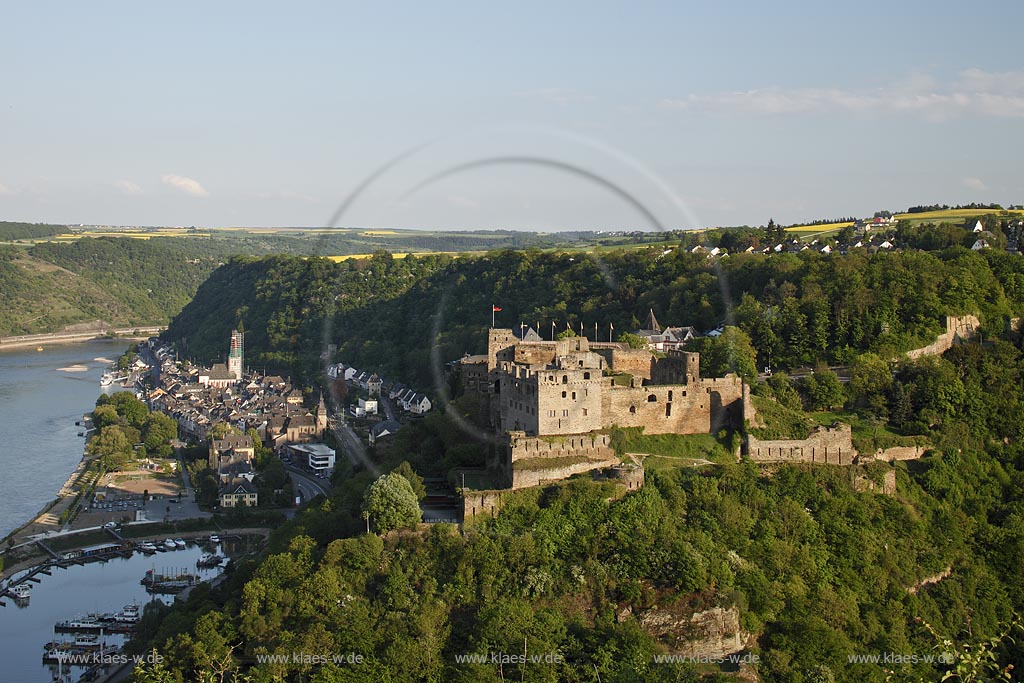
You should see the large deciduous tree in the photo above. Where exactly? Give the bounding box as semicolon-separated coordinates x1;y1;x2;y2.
362;473;422;533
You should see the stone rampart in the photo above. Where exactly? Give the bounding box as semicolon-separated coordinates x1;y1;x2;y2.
746;424;856;465
905;315;980;360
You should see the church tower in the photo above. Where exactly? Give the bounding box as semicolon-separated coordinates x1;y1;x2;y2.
316;393;328;436
228;329;244;380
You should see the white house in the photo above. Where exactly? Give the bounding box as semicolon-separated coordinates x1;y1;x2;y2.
971;239;990;251
408;393;432;414
973;220;984;233
358;397;378;415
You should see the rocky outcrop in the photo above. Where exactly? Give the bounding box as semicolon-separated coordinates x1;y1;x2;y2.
635;605;754;658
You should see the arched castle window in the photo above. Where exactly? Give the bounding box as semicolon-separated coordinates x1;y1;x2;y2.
562;375;568;384
583;372;590;380
562;391;567;398
647;394;657;402
629;405;636;414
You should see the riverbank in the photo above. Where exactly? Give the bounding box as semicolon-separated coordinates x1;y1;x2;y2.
0;326;163;351
0;526;273;583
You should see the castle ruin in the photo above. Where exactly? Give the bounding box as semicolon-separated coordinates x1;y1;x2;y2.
455;329;748;498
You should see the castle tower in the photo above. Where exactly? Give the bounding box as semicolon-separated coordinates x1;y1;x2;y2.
684;351;700;383
228;329;244;380
486;328;518;371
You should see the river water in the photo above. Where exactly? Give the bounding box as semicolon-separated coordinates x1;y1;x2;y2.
0;340;129;539
0;340;196;682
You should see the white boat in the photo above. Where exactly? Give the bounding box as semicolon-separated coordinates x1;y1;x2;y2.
163;539;177;551
138;541;157;554
113;603;140;623
174;538;186;549
208;534;221;544
197;553;223;567
99;373;114;387
12;584;31;599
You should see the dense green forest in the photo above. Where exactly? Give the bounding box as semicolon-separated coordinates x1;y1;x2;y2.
166;245;1024;387
0;220;67;241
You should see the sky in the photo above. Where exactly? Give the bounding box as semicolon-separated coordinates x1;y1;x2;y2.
1;1;1023;231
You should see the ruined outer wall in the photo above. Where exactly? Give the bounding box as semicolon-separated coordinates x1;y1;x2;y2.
512;459;615;489
747;424;856;465
905;315;980;360
508;431;615;463
507;431;618;490
873;445;928;461
602;383;710;434
650;351;701;385
591;346;656;379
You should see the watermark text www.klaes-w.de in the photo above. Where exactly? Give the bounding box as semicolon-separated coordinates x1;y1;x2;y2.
454;652;565;665
848;652;954;665
652;653;761;665
254;652;365;665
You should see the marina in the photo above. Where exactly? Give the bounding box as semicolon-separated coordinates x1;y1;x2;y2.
0;544;225;682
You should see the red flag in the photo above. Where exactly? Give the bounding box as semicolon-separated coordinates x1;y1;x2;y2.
492;305;502;312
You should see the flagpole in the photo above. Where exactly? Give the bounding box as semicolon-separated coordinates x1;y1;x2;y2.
492;305;495;329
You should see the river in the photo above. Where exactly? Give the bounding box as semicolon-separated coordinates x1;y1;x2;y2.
0;340;130;539
0;340;150;682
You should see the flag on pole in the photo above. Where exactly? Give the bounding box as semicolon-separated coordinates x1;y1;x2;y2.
491;305;502;328
609;321;614;342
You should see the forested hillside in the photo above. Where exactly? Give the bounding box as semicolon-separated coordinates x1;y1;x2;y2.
140;243;1024;682
165;246;1024;386
0;238;236;336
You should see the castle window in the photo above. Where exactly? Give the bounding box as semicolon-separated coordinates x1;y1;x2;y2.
562;391;567;398
571;392;576;400
629;405;636;414
548;410;556;417
665;403;672;417
668;390;673;401
583;408;588;416
562;375;568;384
562;409;569;417
583;372;591;380
579;360;584;367
647;394;657;402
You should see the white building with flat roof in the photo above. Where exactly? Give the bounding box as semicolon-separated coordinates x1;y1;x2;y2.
287;443;336;472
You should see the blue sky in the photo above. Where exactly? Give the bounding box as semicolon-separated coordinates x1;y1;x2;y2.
1;1;1022;230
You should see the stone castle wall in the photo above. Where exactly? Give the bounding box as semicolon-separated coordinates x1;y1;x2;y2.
506;431;618;490
592;345;656;380
905;315;980;360
507;431;615;463
873;445;928;461
747;424;856;465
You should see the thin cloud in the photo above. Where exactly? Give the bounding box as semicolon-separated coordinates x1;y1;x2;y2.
113;179;143;195
0;182;12;196
161;174;209;197
661;68;1024;120
963;176;988;191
